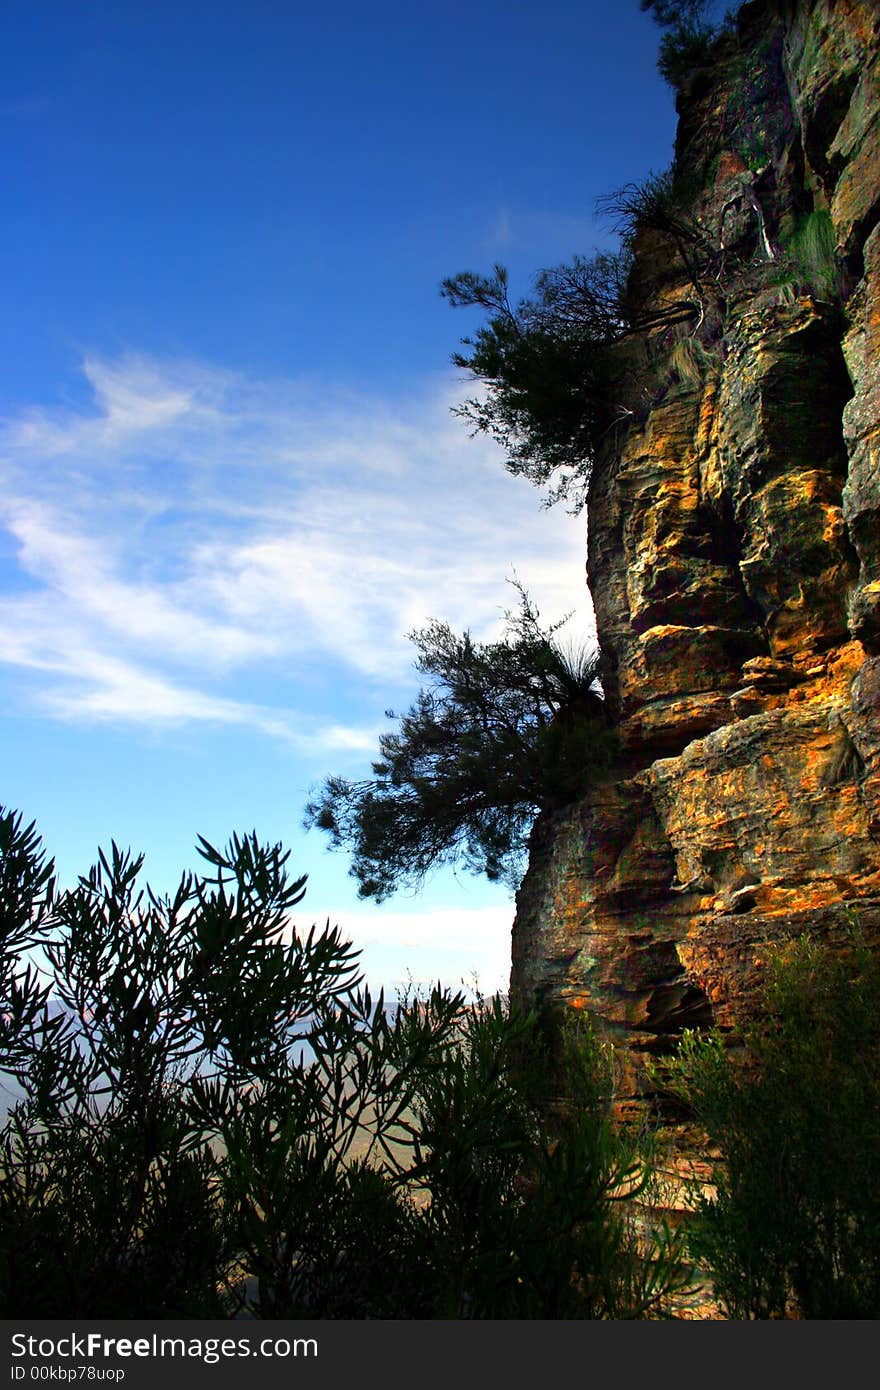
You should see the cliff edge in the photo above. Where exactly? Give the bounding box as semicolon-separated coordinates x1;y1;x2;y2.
511;0;880;1110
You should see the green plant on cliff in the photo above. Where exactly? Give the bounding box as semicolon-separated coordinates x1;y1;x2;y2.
441;255;631;508
597;167;721;319
773;209;842;304
443;158;741;511
305;585;613;901
658;930;880;1318
640;1;739;89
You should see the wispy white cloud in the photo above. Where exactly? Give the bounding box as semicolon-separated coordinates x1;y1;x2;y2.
0;353;592;738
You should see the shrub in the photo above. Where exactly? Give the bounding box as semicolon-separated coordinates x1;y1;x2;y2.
658;929;880;1318
399;996;690;1318
597;167;717;309
0;807;458;1316
442;158;741;513
0;806;685;1319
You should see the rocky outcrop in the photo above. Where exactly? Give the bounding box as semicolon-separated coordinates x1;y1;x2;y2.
511;0;880;1110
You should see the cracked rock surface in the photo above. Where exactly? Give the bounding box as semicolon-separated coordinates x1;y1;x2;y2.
511;0;880;1114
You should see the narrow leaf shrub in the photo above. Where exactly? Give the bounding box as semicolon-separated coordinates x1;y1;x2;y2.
0;806;684;1319
659;930;880;1318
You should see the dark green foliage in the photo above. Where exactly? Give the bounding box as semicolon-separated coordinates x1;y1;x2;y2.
403;998;690;1318
640;1;738;90
441;256;631;508
441;173;723;511
305;585;614;900
656;21;716;88
0;816;375;1316
598;166;677;244
0;811;58;1075
0;806;683;1318
659;930;880;1318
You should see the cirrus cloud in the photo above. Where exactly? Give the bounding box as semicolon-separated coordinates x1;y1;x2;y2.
0;352;593;741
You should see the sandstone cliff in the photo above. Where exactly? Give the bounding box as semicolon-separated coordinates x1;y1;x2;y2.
511;0;880;1111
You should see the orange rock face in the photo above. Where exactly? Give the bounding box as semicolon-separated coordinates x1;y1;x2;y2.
511;0;880;1108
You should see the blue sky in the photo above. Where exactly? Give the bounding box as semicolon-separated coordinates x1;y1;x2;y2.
1;0;677;997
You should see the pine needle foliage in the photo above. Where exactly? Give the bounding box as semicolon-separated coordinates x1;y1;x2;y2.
305;585;613;901
640;1;739;89
441;255;631;508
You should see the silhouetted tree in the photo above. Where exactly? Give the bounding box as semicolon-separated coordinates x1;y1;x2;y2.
640;0;738;88
441;255;631;508
305;586;612;900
